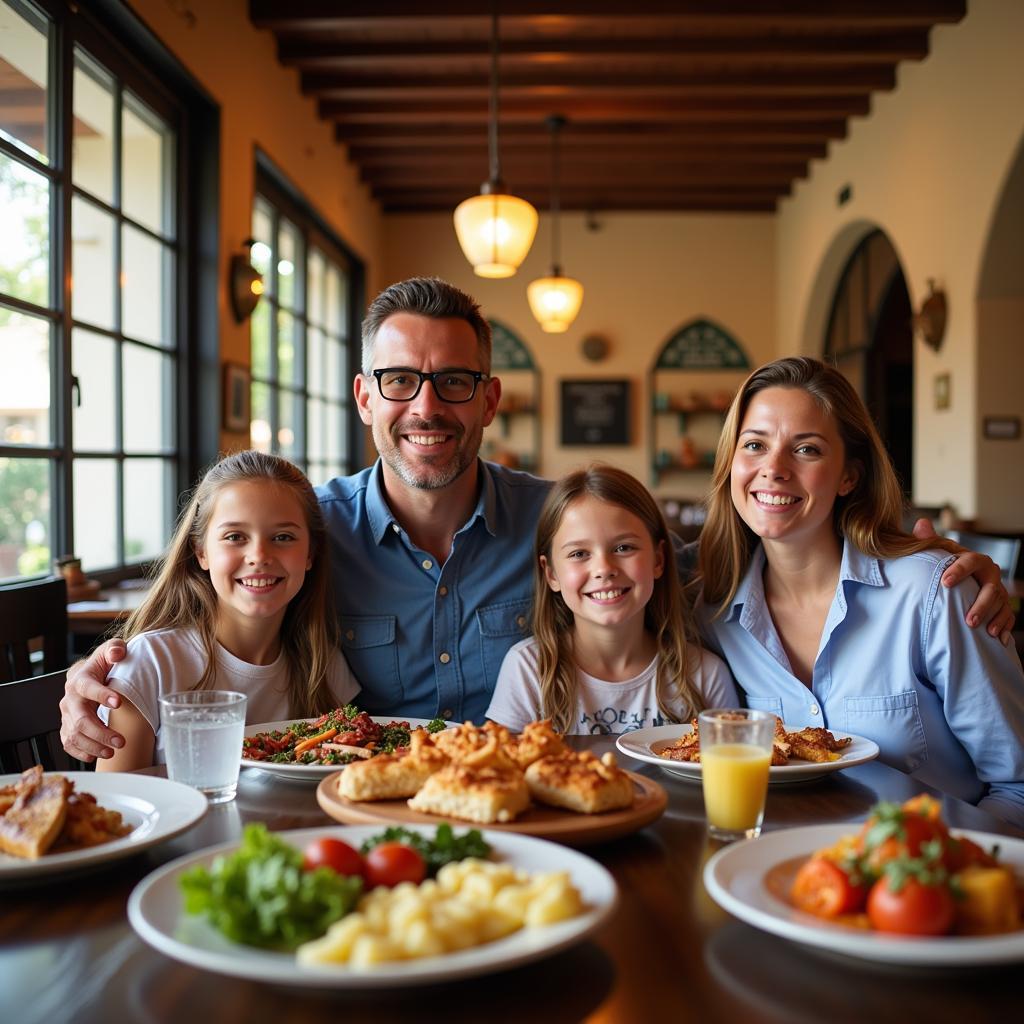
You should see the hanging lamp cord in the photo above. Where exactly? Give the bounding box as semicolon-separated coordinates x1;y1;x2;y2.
549;115;565;276
488;4;502;188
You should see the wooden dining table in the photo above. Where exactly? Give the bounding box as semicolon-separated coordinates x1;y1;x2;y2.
1;736;1021;1023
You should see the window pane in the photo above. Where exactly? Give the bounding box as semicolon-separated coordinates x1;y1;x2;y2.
123;342;173;451
251;199;273;292
122;92;173;236
72;50;114;205
0;0;48;163
308;397;324;461
72;327;115;450
277;388;300;459
251;299;271;379
277;308;300;386
0;149;49;308
326;264;345;335
0;456;51;580
71;196;115;329
123;225;172;346
307;326;325;397
325;336;342;401
308;249;325;327
250;380;271;452
277;218;301;310
73;458;117;570
0;308;49;445
124;457;170;562
325;402;342;462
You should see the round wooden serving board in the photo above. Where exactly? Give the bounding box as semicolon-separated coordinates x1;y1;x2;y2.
316;769;667;847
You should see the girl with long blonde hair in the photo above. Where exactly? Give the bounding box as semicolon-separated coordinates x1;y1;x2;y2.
487;464;736;735
98;450;359;771
698;356;1024;826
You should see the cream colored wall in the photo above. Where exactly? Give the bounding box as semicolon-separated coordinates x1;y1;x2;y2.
382;211;775;494
776;0;1024;525
125;0;384;450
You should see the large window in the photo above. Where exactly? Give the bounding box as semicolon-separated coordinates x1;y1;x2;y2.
0;0;213;582
250;162;361;486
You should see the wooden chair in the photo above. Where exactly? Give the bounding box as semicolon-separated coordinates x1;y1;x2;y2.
0;670;89;774
944;530;1022;583
0;576;69;683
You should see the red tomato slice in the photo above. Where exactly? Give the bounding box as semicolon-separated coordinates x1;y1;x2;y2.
363;842;427;888
791;856;867;918
866;876;955;936
302;837;365;879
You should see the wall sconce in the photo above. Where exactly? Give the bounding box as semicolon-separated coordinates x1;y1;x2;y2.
913;279;947;351
230;238;264;323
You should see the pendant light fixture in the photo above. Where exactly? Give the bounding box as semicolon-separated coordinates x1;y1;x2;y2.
453;5;537;278
527;115;584;333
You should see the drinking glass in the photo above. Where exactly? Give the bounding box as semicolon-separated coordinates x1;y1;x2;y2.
698;708;775;842
158;690;247;803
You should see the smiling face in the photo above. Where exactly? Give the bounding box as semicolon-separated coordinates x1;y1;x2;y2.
195;480;313;640
354;312;500;491
730;386;858;551
541;494;665;635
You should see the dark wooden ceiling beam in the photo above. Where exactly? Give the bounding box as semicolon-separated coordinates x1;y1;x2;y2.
251;1;966;31
320;95;870;123
301;68;895;97
335;120;848;143
277;33;929;68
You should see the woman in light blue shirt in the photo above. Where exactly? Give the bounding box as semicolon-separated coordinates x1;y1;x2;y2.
698;357;1024;827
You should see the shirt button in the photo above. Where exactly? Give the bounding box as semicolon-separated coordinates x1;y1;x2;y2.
441;708;453;720
422;559;433;570
439;652;451;664
439;585;448;596
345;629;355;641
516;615;527;629
392;524;400;534
810;705;820;716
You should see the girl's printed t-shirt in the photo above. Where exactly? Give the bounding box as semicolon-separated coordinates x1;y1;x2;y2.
99;626;361;764
487;636;739;735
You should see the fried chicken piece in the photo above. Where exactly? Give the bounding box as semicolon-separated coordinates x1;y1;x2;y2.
658;720;702;762
785;727;851;763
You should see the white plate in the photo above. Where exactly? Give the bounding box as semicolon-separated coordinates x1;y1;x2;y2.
128;824;618;987
616;724;879;783
0;772;208;884
241;716;447;781
704;823;1024;966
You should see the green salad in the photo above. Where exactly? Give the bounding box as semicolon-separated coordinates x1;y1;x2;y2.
179;824;362;950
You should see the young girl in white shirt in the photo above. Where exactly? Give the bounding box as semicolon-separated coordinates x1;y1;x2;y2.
487;464;736;735
98;450;359;771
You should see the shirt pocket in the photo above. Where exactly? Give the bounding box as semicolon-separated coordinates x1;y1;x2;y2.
476;598;532;690
338;614;402;710
744;694;784;717
842;690;928;773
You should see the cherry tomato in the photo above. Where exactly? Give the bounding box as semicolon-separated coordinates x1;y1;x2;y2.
302;837;365;878
866;876;955;936
791;856;868;918
860;812;947;873
944;834;997;873
363;842;427;888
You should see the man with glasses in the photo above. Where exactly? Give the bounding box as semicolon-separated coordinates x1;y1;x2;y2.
59;277;1016;760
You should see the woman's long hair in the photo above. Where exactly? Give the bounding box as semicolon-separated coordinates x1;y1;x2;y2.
699;357;959;616
532;464;706;732
121;450;338;717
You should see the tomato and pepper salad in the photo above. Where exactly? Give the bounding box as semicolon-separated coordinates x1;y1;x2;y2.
241;705;446;766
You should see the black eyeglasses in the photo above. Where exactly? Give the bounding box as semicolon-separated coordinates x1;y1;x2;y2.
370;368;489;404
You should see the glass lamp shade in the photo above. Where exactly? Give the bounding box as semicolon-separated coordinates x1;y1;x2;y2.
527;273;584;333
453;191;538;278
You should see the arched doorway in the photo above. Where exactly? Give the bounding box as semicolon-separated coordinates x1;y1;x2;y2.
823;230;913;493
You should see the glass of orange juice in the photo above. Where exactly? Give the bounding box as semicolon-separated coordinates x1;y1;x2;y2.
698;709;775;842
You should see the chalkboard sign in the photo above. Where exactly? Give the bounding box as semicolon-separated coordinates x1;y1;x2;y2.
560;379;630;446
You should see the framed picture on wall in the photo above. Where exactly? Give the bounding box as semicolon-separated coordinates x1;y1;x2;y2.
560;379;631;446
223;363;251;432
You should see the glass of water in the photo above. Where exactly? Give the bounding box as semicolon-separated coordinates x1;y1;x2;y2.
158;690;248;803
